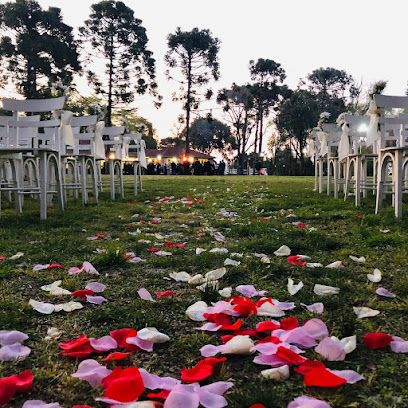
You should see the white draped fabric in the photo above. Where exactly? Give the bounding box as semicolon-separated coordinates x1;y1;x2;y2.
121;136;131;160
317;131;328;157
138;139;147;169
94;121;105;159
60;111;74;147
338;123;350;162
366;100;379;147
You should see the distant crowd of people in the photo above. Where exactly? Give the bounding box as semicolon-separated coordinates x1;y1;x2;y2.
146;160;226;176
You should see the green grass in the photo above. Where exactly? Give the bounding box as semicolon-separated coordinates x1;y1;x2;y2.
1;175;408;407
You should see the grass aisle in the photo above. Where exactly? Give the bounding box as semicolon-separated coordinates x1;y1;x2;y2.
1;175;408;408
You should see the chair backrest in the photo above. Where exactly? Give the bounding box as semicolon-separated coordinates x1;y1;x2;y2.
343;114;370;152
373;94;408;149
322;123;342;155
71;115;98;130
103;126;125;139
1;97;65;114
69;115;98;157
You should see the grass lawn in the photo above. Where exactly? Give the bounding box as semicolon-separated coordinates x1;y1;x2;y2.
1;175;408;408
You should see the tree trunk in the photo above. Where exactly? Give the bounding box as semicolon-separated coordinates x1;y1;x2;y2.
185;56;192;152
106;35;114;127
258;107;264;154
25;60;37;99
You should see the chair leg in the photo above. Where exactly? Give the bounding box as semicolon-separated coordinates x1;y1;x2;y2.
109;160;115;200
355;157;361;207
318;160;323;193
139;165;143;192
333;159;339;199
327;160;331;196
314;159;318;191
80;157;88;206
92;159;98;203
39;151;48;220
394;151;403;218
118;162;124;199
134;163;138;195
375;155;385;214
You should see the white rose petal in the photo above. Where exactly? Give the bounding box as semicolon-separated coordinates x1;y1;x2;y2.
349;255;366;263
205;267;227;280
367;268;382;283
353;307;380;318
274;245;291;257
261;365;290;381
29;299;55;314
314;284;340;296
223;335;255;355
186;301;208;321
287;278;303;296
169;271;192;282
219;287;232;298
224;258;240;267
137;327;170;343
326;261;344;268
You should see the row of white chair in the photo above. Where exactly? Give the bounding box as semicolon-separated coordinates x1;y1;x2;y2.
311;94;408;218
0;96;147;219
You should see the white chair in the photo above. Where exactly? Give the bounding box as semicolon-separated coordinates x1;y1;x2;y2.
373;95;408;217
101;126;125;199
341;114;373;206
124;133;146;195
60;114;100;205
0;97;65;219
321;123;343;198
310;128;324;193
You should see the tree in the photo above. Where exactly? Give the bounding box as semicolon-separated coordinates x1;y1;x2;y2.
0;0;80;98
80;0;161;126
249;58;289;154
275;89;319;174
188;116;234;154
217;83;255;174
113;108;158;148
165;27;220;151
302;67;353;118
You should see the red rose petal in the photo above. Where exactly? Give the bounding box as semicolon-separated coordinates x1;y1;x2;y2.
103;367;144;403
233;329;257;337
256;321;281;333
181;364;214;383
62;343;93;358
249;405;267;408
155;291;175;299
363;333;394;349
59;334;89;350
294;360;326;375
304;367;347;387
0;377;17;406
220;319;242;331
280;318;299;331
221;335;234;344
102;352;132;361
71;290;94;299
110;329;138;348
147;390;170;399
276;346;306;365
13;370;34;393
197;357;227;367
102;367;124;390
47;264;64;269
255;298;274;308
256;336;282;345
147;248;158;252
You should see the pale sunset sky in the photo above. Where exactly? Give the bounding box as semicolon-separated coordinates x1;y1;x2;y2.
4;0;408;144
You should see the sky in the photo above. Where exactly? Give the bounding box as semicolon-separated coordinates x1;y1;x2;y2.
4;0;408;143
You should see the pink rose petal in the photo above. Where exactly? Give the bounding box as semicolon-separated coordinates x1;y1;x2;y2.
0;343;31;361
275;301;296;311
139;368;180;390
89;336;117;352
376;288;396;298
301;302;324;314
315;337;346;361
86;295;108;304
126;336;154;352
22;402;62;408
329;369;364;384
0;330;28;346
85;282;106;293
288;395;331;408
280;327;317;348
253;353;289;367
33;264;50;271
303;318;329;340
83;261;99;275
68;266;84;275
138;288;156;302
236;285;267;297
200;344;229;357
196;323;223;332
71;359;112;388
390;336;408;353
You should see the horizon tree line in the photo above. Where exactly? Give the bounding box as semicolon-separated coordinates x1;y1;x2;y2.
0;0;389;174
